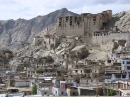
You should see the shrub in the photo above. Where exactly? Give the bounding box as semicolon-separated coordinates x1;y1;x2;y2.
32;84;37;94
105;90;116;96
36;68;43;74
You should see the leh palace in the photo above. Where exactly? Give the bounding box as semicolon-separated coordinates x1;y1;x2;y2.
34;10;129;50
55;10;129;45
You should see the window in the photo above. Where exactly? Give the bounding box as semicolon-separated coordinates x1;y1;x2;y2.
59;24;61;26
127;66;130;70
11;89;18;93
66;17;68;21
122;61;125;64
93;16;96;21
127;61;130;64
93;19;96;21
59;17;62;20
70;21;72;26
116;74;121;78
73;93;76;95
122;75;126;78
94;33;96;36
81;70;82;73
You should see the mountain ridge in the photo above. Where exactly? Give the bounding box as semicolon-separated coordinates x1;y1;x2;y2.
0;8;130;50
0;8;79;50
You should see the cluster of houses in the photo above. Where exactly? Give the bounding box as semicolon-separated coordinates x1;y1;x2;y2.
1;10;130;97
0;37;130;97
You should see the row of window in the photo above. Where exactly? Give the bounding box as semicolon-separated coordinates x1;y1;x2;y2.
122;61;130;64
106;74;129;79
58;26;83;30
94;33;109;36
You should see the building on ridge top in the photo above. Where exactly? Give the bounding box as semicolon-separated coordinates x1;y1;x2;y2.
55;10;112;37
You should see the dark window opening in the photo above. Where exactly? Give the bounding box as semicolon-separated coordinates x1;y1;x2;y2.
59;24;61;27
70;17;72;21
127;61;130;64
93;22;95;25
70;21;72;26
127;66;130;70
73;93;76;95
66;17;68;21
122;75;126;78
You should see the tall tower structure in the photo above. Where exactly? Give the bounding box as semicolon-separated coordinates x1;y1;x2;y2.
44;28;55;50
56;16;84;36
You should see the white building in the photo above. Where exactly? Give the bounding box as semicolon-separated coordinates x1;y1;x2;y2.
52;80;77;96
121;58;130;73
119;89;130;96
72;68;85;75
105;58;130;83
37;88;52;96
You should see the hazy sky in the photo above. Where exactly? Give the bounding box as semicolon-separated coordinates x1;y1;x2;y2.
0;0;130;20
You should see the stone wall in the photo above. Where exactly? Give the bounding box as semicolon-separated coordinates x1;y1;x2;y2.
100;41;118;51
92;32;129;44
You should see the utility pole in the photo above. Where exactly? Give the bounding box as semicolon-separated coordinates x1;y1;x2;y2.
96;83;98;97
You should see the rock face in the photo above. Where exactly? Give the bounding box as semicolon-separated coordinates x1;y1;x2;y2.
114;11;130;31
108;10;130;31
70;45;89;60
0;8;79;50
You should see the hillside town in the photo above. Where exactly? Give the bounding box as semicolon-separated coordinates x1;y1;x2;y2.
0;10;130;97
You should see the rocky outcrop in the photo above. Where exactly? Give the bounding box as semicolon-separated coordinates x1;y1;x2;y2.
114;11;130;31
108;10;130;32
70;45;89;60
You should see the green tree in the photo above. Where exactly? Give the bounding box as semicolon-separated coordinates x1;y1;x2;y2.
105;90;116;96
32;84;37;94
36;68;43;74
